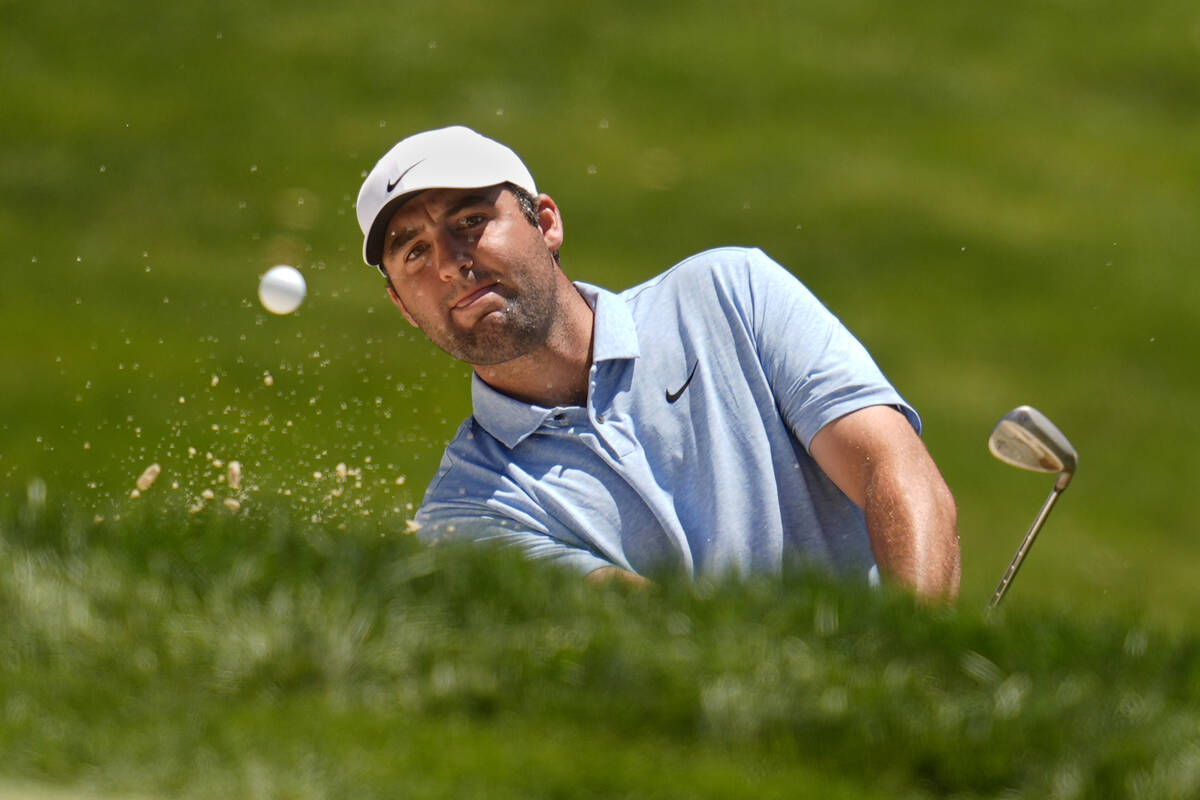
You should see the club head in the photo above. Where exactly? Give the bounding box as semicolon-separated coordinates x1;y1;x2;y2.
988;405;1078;490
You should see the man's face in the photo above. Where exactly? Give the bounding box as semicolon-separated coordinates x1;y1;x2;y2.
380;185;564;366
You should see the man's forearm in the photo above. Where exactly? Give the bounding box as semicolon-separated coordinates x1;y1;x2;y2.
809;406;962;601
864;462;961;600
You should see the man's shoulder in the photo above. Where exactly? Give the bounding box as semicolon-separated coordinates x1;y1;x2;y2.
419;415;510;504
622;245;760;292
438;414;499;464
618;246;804;324
619;246;783;305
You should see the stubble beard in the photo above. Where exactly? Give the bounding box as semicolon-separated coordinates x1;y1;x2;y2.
433;256;561;367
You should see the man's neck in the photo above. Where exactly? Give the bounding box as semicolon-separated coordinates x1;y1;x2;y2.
471;280;595;408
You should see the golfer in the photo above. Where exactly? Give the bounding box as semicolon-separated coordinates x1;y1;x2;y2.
356;126;961;599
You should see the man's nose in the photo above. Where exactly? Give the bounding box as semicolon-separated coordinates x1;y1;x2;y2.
434;228;473;280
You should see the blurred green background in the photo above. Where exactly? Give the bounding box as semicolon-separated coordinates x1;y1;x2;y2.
5;0;1197;619
4;0;1200;796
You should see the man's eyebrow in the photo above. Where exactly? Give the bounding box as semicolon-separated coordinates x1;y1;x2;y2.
386;226;421;255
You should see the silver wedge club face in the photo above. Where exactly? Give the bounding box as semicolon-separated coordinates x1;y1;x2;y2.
986;405;1079;609
988;405;1078;490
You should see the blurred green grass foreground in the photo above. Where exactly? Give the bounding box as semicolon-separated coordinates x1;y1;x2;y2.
4;498;1200;799
3;0;1200;795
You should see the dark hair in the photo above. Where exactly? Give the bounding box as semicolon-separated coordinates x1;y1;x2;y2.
504;182;559;263
505;182;540;227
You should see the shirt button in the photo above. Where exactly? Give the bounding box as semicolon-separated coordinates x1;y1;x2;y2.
554;413;566;422
596;414;605;424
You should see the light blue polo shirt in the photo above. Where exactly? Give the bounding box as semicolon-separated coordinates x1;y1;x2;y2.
413;247;919;579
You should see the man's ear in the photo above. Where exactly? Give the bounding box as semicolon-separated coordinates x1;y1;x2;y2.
535;194;564;252
386;283;419;327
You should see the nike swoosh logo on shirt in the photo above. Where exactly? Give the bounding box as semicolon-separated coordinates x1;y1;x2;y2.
386;159;425;193
665;361;699;404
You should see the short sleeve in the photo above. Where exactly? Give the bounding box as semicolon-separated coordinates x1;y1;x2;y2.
741;249;920;447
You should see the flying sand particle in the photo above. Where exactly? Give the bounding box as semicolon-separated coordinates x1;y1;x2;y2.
136;463;161;492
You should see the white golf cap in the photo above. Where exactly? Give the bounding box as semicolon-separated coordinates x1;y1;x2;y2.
356;125;537;267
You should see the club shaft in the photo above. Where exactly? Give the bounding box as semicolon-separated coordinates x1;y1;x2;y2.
987;486;1064;610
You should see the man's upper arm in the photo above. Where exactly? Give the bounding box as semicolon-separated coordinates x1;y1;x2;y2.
807;404;927;507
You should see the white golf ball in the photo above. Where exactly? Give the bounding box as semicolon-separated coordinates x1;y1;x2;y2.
258;265;306;315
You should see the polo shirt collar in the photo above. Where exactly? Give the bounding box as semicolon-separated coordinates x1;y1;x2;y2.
471;281;640;448
576;281;640;363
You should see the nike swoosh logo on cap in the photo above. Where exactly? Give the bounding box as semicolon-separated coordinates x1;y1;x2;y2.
665;361;699;404
386;159;425;193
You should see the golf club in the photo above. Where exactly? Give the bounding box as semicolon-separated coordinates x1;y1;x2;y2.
986;405;1078;610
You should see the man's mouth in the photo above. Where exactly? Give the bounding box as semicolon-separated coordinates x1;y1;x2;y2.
453;282;502;309
450;282;507;324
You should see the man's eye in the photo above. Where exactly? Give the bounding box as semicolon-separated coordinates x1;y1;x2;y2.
405;243;428;262
458;214;486;229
